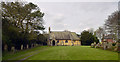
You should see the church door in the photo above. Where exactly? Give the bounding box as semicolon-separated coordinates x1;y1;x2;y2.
52;40;55;46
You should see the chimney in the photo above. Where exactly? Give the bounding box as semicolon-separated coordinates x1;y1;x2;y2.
48;27;51;33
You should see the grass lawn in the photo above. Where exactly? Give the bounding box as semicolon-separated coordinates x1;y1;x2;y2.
2;46;118;60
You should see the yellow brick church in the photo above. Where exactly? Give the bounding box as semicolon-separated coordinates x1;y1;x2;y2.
47;27;81;46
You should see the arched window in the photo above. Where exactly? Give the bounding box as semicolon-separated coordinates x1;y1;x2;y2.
57;40;59;43
65;40;68;43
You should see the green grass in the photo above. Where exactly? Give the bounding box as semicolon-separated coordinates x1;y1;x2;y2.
2;46;48;60
3;46;118;60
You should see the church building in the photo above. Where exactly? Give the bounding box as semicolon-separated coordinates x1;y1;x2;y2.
47;27;81;46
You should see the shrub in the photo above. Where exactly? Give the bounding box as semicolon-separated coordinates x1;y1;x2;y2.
112;43;116;46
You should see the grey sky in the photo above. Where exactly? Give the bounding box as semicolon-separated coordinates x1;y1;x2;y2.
27;0;119;2
2;0;119;2
2;0;119;34
30;2;118;34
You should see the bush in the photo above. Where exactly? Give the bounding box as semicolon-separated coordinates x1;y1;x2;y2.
112;43;116;46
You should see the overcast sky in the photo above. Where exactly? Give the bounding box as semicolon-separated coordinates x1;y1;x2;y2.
32;2;118;34
3;0;119;34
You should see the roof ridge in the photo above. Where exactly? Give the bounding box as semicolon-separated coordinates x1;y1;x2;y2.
49;31;80;40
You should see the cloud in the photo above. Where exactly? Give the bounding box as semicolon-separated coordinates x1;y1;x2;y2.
83;28;90;31
45;13;66;30
78;23;84;27
51;23;65;30
45;2;117;34
51;23;71;30
8;2;117;34
52;13;65;23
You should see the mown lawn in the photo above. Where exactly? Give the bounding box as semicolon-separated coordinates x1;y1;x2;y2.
2;46;118;60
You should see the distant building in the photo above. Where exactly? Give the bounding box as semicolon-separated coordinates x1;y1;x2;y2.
46;27;81;46
102;34;116;43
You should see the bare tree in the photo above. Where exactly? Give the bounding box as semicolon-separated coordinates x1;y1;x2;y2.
104;11;119;41
95;27;106;42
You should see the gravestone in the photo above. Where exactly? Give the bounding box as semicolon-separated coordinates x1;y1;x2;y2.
4;44;8;51
21;45;23;50
97;43;101;48
94;42;96;48
36;44;38;46
94;42;96;45
27;44;29;49
91;43;94;48
107;42;112;49
102;42;107;50
114;42;118;51
95;43;99;48
11;46;15;53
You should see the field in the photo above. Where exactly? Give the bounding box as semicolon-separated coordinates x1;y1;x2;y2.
2;46;118;60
